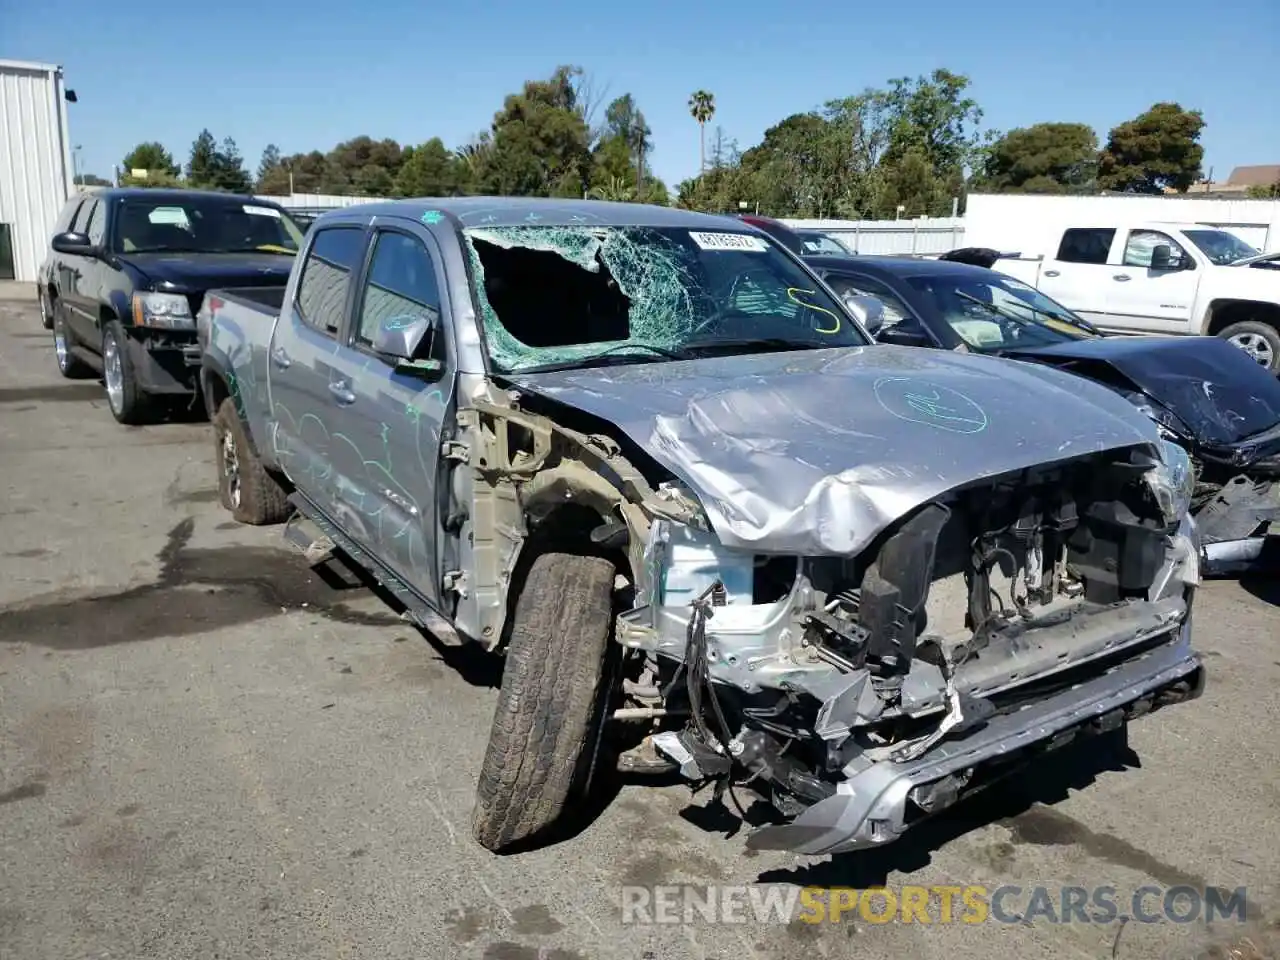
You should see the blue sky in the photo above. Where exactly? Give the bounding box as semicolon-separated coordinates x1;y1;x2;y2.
7;0;1278;193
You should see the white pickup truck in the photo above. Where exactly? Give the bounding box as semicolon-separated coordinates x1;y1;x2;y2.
989;221;1280;372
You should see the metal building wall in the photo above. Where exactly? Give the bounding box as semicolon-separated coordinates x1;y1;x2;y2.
0;60;74;283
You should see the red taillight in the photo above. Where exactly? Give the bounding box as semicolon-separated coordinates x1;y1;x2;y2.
207;295;224;313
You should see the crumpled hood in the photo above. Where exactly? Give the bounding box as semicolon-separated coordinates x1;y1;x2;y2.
1002;335;1280;448
507;344;1161;557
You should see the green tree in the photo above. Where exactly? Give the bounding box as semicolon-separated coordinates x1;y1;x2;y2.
978;122;1099;194
736;112;850;217
256;144;292;195
283;151;327;194
121;142;179;179
590;93;654;200
327;136;403;191
688;90;715;174
213;137;252;193
477;65;593;197
395;138;468;196
186;129;220;188
1246;178;1280;199
1097;102;1205;194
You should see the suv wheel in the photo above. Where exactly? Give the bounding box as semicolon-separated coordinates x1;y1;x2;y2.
39;291;53;330
1220;320;1280;374
213;397;290;524
102;320;150;424
52;310;92;379
472;551;619;852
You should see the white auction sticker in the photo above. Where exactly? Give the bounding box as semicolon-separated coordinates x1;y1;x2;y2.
689;231;768;252
243;204;282;218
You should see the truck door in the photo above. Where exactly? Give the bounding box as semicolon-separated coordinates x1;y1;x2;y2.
267;222;369;510
326;223;453;607
1102;228;1200;334
1034;227;1116;325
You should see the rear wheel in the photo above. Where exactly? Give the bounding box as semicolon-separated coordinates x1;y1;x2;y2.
213;397;290;524
1219;319;1280;374
38;290;53;330
102;320;150;424
52;309;92;379
471;552;618;853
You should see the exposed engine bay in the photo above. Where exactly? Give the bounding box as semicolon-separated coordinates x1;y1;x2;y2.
613;446;1204;855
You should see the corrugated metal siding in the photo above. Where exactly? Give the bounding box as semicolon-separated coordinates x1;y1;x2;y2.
0;60;73;283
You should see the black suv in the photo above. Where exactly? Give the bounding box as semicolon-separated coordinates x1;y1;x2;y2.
40;188;303;423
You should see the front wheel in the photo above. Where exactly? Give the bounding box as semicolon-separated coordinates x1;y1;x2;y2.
1219;319;1280;374
102;320;150;424
471;552;618;853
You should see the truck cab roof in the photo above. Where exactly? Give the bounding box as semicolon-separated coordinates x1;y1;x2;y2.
310;197;751;231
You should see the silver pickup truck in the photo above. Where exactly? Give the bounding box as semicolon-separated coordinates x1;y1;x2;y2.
198;197;1205;857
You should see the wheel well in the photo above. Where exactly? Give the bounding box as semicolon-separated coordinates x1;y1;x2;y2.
498;503;634;651
205;370;231;415
1206;299;1280;336
98;304;118;329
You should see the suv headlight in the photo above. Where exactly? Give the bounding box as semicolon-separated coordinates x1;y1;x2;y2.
132;292;194;330
1146;439;1195;525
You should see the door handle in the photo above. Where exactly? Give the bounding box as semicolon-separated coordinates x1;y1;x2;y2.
1113;274;1131;282
328;380;356;404
1043;269;1060;277
270;345;291;368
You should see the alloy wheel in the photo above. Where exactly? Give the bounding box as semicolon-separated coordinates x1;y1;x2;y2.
1228;331;1276;369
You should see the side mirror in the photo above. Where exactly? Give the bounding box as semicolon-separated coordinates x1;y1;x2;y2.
51;231;97;256
371;310;441;372
1149;244;1177;271
842;294;885;336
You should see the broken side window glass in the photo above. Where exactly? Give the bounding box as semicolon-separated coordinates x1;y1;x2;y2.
462;225;869;373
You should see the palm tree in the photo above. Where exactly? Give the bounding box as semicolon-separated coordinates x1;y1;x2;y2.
588;176;635;202
688;90;716;175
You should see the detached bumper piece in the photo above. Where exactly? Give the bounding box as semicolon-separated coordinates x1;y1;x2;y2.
1196;475;1280;576
124;332;201;396
744;627;1204;857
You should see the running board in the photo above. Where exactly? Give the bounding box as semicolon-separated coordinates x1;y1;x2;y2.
285;493;465;646
71;346;103;373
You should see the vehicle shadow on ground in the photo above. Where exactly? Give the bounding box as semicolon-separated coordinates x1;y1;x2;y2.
1238;541;1280;606
751;727;1140;888
313;553;505;689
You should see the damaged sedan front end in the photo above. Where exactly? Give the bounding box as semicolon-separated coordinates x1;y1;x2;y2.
506;346;1205;857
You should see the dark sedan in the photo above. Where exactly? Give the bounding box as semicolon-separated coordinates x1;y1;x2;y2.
806;254;1280;574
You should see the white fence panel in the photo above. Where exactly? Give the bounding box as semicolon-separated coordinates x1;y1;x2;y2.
782;217;966;256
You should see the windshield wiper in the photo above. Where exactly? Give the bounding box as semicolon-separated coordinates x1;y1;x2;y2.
677;336;832;356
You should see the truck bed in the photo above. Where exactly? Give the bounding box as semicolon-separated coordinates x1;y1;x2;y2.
208;285;287;314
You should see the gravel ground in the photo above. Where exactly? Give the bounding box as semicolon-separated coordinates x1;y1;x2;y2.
1;294;1277;960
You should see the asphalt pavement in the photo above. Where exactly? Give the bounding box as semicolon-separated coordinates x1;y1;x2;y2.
1;292;1277;960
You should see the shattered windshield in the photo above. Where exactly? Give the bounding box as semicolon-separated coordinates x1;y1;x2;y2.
1183;229;1261;265
462;225;866;373
907;272;1097;350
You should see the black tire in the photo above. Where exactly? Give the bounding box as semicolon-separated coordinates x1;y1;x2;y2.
1218;319;1280;374
102;320;150;424
39;290;53;330
213;397;290;525
51;308;93;379
472;551;618;852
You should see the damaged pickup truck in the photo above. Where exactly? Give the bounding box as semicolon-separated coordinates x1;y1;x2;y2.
198;198;1205;857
